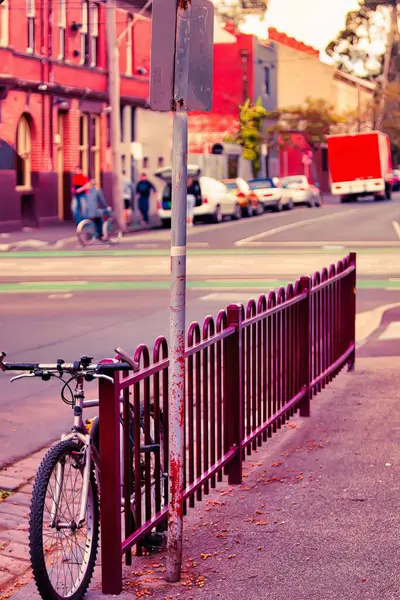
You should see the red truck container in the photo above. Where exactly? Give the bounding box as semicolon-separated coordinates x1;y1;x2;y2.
327;131;393;203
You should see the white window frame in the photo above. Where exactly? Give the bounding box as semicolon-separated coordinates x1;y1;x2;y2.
126;14;132;75
58;0;66;60
90;4;99;67
27;0;35;54
0;0;9;47
80;1;88;65
16;116;32;191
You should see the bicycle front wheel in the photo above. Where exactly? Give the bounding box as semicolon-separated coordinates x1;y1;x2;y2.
29;440;99;600
77;219;96;246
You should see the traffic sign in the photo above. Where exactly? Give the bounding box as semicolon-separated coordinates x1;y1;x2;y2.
150;0;214;112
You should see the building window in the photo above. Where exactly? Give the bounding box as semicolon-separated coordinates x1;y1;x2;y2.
126;14;133;75
120;105;124;142
157;157;164;168
80;1;89;65
27;0;35;54
264;66;270;96
0;0;9;47
58;0;66;59
91;114;100;185
322;147;328;172
16;115;32;190
106;113;111;147
79;113;89;175
143;157;149;169
90;4;99;67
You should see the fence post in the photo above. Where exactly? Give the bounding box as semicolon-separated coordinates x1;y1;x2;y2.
348;252;357;371
99;374;122;595
225;304;243;485
299;277;312;418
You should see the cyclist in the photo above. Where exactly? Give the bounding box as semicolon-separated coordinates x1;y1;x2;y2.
85;179;110;239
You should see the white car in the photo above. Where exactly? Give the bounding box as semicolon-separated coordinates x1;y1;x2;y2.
155;165;241;227
249;178;293;211
280;175;322;207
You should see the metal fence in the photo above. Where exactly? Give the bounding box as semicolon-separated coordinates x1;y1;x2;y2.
98;252;356;594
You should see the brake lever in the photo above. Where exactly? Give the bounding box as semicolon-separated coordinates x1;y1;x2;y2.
91;373;114;384
10;373;35;383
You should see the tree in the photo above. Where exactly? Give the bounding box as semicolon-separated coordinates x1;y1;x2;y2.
265;97;346;152
225;98;267;177
325;1;395;79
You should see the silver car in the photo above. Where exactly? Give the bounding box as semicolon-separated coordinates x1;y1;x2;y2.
280;175;322;208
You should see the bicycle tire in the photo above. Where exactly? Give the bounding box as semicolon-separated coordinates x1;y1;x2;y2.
29;440;99;600
102;217;114;241
77;219;96;247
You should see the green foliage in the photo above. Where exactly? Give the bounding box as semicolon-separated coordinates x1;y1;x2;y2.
265;97;346;151
325;1;390;79
373;81;400;160
225;98;267;177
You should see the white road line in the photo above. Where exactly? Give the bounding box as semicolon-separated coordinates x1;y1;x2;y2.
20;281;88;286
378;321;400;341
392;221;400;240
235;210;357;246
48;293;73;299
199;292;271;302
322;245;345;250
233;241;400;248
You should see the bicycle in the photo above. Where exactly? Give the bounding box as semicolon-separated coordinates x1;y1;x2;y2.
0;347;166;600
76;208;122;247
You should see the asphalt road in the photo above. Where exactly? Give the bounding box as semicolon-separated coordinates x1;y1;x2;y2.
1;195;400;467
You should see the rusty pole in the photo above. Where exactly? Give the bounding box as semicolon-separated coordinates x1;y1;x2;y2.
166;0;192;583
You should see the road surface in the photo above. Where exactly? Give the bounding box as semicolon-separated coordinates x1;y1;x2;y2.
1;195;400;466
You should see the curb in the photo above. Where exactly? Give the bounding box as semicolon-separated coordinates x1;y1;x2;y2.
356;301;400;346
0;225;162;253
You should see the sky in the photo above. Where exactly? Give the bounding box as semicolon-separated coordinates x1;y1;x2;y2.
240;0;361;50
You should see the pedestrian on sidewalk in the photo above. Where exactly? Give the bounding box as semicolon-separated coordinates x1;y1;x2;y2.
135;172;156;226
122;169;134;226
187;176;199;227
71;166;89;223
85;179;109;239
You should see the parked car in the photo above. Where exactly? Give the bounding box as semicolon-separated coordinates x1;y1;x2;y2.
248;178;293;211
155;165;242;227
280;175;322;207
221;178;263;217
392;169;400;192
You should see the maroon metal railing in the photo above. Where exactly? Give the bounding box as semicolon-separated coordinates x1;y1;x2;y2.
99;252;356;594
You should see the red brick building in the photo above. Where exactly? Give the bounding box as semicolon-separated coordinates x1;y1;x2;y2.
189;27;374;191
0;0;151;229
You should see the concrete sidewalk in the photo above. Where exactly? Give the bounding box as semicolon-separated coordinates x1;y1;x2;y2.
0;218;160;252
5;356;399;600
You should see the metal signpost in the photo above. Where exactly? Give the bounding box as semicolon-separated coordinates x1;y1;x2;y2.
150;0;214;583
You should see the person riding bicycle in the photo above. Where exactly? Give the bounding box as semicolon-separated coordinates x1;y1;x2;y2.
85;179;110;239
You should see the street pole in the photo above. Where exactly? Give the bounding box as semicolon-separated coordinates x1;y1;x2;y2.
106;0;125;232
375;0;398;129
166;0;191;584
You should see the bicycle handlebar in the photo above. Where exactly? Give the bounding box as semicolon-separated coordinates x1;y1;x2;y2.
0;351;134;375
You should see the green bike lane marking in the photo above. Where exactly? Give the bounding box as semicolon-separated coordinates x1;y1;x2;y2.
0;278;400;293
1;247;400;259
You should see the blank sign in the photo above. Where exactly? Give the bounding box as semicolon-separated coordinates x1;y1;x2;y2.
149;0;214;112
